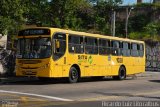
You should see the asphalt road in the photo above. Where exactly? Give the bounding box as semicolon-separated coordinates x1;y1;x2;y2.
0;72;160;107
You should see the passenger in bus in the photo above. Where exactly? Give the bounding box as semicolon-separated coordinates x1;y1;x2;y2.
40;40;51;57
30;50;38;58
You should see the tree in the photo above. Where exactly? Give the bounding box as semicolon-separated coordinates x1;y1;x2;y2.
49;0;92;30
144;22;158;39
0;0;26;35
92;0;122;35
127;3;160;39
22;0;49;26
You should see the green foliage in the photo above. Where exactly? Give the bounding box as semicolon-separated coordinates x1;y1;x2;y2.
95;17;110;34
129;32;150;40
127;3;160;40
129;21;160;40
0;0;159;41
129;14;151;32
0;0;26;35
23;0;49;25
92;0;122;35
157;21;160;35
144;22;158;37
48;0;90;29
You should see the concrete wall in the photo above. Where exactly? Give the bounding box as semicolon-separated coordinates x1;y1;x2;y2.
0;35;7;75
145;41;160;71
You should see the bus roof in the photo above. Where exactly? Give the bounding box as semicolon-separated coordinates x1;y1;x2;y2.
50;28;144;44
19;27;144;44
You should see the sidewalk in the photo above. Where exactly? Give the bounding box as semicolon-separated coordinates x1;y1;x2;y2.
136;71;160;77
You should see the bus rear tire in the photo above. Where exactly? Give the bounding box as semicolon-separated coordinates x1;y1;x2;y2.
68;67;79;83
113;66;126;80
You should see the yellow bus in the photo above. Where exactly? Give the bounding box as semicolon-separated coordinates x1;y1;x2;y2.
16;27;145;83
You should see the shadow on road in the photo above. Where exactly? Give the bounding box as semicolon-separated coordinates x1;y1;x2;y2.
149;80;160;83
0;76;135;85
0;78;69;85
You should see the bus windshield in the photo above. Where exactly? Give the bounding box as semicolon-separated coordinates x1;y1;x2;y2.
17;37;51;59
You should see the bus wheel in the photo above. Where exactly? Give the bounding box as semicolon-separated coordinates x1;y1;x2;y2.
69;67;79;83
113;66;126;80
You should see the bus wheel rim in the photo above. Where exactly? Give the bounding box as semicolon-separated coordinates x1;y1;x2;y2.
120;69;125;79
71;70;78;80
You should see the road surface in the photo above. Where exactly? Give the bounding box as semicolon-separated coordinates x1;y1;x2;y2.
0;72;160;107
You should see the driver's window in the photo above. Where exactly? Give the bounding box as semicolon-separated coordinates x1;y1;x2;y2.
53;33;66;60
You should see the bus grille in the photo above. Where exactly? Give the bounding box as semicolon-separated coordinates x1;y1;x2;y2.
18;60;41;64
21;67;38;69
22;70;37;76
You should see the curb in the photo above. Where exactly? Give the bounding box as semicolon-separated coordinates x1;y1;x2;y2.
136;72;160;77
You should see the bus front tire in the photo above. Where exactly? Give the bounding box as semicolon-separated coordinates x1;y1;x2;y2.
69;67;79;83
113;66;126;80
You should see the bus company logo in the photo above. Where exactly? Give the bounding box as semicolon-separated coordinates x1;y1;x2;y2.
78;55;87;64
78;55;87;60
88;56;93;64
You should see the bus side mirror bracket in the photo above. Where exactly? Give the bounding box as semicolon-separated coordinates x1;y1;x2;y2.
56;40;60;49
54;39;60;53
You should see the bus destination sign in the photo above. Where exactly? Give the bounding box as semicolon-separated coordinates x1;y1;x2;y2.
18;29;50;36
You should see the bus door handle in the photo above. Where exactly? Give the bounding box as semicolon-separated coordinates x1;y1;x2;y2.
64;57;66;64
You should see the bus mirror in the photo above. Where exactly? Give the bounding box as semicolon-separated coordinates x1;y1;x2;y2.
55;40;60;49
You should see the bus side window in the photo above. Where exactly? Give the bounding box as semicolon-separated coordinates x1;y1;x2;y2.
139;44;144;57
85;37;98;54
68;35;84;54
68;36;75;53
122;42;130;56
99;39;110;55
131;43;139;57
53;33;66;60
111;41;120;56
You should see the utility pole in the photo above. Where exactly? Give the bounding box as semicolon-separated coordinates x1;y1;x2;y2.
111;10;116;37
125;7;134;38
125;7;129;38
113;11;116;37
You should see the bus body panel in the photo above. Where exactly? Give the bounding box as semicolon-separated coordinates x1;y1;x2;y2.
16;27;145;79
16;58;51;77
